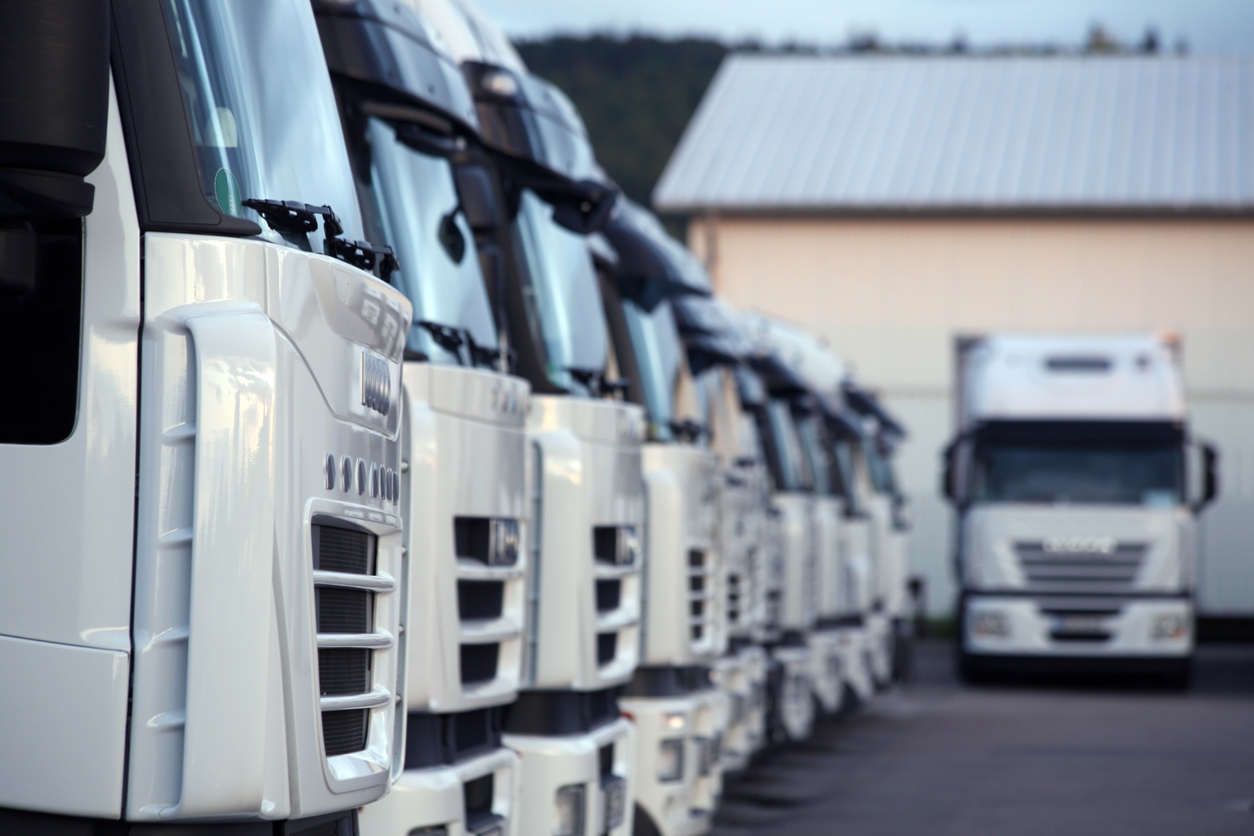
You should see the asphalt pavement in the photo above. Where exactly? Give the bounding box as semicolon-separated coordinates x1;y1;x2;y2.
714;640;1254;836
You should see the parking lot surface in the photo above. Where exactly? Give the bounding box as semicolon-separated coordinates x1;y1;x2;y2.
715;641;1254;836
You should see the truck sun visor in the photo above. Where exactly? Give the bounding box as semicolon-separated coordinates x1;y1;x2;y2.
603;198;712;306
314;0;480;135
843;381;906;441
462;61;617;234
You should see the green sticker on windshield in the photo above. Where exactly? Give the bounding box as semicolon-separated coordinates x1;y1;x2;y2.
213;168;242;216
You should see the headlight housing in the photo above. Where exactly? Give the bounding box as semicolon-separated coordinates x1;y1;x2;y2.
657;739;685;782
554;783;586;836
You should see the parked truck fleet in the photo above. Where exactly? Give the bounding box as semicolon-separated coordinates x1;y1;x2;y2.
0;2;915;835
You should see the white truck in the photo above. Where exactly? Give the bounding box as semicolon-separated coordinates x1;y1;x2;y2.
844;382;911;685
673;295;771;771
945;333;1217;686
740;318;818;743
601;200;729;836
315;3;532;836
409;5;647;836
0;1;412;833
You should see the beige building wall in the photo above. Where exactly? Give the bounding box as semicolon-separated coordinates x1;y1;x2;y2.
691;215;1254;617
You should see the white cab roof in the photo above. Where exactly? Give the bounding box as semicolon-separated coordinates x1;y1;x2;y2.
960;333;1185;426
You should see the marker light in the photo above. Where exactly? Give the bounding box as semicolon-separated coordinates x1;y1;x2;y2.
971;612;1009;638
1151;614;1187;640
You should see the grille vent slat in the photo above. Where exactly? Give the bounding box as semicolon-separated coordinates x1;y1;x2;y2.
460;643;500;686
1015;542;1146;594
597;632;617;666
314;522;380;759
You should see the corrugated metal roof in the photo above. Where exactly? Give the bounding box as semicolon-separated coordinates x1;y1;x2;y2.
653;54;1254;213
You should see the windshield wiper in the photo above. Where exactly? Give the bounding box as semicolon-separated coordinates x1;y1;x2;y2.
243;198;399;282
668;419;710;443
416;320;464;355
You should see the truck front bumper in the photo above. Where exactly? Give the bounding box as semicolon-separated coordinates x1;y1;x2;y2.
807;629;844;716
963;594;1194;659
358;745;518;836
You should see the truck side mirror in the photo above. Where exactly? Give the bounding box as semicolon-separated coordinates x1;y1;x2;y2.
1200;442;1219;510
0;1;111;220
941;440;957;501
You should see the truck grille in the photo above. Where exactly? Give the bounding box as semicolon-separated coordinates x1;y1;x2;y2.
688;549;712;645
1015;541;1147;594
590;525;643;678
313;522;395;758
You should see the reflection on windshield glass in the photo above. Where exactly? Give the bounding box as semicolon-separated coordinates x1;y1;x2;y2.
512;190;608;392
162;0;365;251
623;297;681;441
867;445;896;495
359;118;496;366
832;440;861;513
974;445;1183;505
768;400;813;492
796;415;833;495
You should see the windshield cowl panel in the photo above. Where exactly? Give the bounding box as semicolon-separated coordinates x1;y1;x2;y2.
162;0;366;253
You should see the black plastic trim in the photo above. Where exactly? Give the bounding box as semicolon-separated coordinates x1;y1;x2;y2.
502;687;621;736
620;666;713;699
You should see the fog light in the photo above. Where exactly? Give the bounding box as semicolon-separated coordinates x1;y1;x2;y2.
971;612;1009;638
663;712;686;731
657;739;684;782
1151;614;1187;640
554;783;586;836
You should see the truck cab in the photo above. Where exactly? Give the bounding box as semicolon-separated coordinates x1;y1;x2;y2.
406;5;646;836
944;333;1216;686
313;3;533;835
845;382;911;687
1;1;412;832
600;199;728;836
740;320;818;744
673;295;771;772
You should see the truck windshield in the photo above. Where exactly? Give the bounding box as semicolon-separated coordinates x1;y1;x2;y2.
767;400;814;493
512;190;608;394
356;117;497;366
867;445;896;496
973;445;1183;505
162;0;365;251
832;440;863;515
623;297;682;441
795;414;833;495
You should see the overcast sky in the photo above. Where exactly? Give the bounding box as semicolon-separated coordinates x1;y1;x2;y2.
475;0;1254;53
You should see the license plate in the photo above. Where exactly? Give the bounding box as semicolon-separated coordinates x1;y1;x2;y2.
603;775;626;831
1053;615;1107;633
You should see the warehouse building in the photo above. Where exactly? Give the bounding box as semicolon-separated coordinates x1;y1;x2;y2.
655;54;1254;621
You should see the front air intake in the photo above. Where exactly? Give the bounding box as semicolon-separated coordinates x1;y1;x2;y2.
313;521;390;758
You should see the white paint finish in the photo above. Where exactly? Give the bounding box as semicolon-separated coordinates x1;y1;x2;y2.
505;718;636;836
177;309;278;816
812;498;845;619
772;493;817;632
0;634;128;817
0;80;140;651
641;444;723;667
526;396;646;690
964;596;1193;657
359;746;519;836
712;644;767;771
621;692;721;836
129;233;411;820
835;626;874;701
769;645;815;742
959;333;1185;427
401;364;529;712
807;629;845;715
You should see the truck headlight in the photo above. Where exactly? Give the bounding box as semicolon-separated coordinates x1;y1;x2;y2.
971;612;1009;638
663;712;686;731
1151;614;1187;640
554;783;586;836
657;739;684;782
